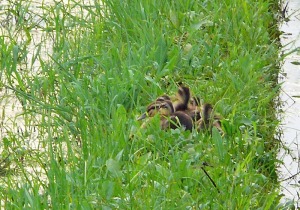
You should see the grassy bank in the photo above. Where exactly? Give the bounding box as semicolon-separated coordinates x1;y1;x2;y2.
0;0;285;208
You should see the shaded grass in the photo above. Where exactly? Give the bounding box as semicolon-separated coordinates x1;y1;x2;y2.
0;0;288;209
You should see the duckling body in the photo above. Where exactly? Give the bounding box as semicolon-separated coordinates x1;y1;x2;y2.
161;111;193;131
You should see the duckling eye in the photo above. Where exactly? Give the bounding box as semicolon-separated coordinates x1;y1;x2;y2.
160;104;168;109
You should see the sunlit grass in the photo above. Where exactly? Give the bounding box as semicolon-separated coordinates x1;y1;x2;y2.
0;0;290;208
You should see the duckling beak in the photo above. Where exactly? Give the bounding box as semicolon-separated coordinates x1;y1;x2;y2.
137;113;147;121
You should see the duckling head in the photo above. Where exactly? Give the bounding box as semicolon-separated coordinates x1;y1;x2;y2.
137;103;159;120
137;100;174;120
157;100;174;116
189;96;201;108
156;94;171;102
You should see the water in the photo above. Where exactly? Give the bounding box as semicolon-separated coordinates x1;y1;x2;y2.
0;0;96;145
278;0;300;206
0;0;96;197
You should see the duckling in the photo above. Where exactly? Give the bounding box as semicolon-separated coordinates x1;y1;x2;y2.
137;94;171;121
187;96;202;122
137;101;161;121
173;85;191;111
158;100;193;131
189;96;201;110
197;103;223;134
155;94;171;102
138;99;193;131
173;85;202;122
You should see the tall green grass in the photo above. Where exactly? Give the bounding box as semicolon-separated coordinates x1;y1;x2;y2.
0;0;289;208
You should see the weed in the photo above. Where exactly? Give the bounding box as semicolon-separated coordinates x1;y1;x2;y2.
0;0;283;208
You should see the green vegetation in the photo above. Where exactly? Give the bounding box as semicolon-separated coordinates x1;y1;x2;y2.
0;0;287;209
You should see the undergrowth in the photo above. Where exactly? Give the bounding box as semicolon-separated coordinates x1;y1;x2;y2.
0;0;289;209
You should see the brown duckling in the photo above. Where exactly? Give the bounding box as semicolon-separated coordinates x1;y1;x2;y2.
138;99;193;131
187;96;202;122
155;94;171;102
137;94;171;120
197;103;223;134
173;85;202;122
173;85;191;111
189;96;201;110
159;100;193;131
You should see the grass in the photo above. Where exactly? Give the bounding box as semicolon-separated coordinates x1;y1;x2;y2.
0;0;292;209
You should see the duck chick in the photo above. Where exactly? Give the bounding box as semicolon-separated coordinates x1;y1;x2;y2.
173;85;201;122
173;85;191;111
155;94;171;102
187;96;202;122
197;103;223;134
138;100;193;131
137;94;171;121
159;100;193;131
189;96;201;110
